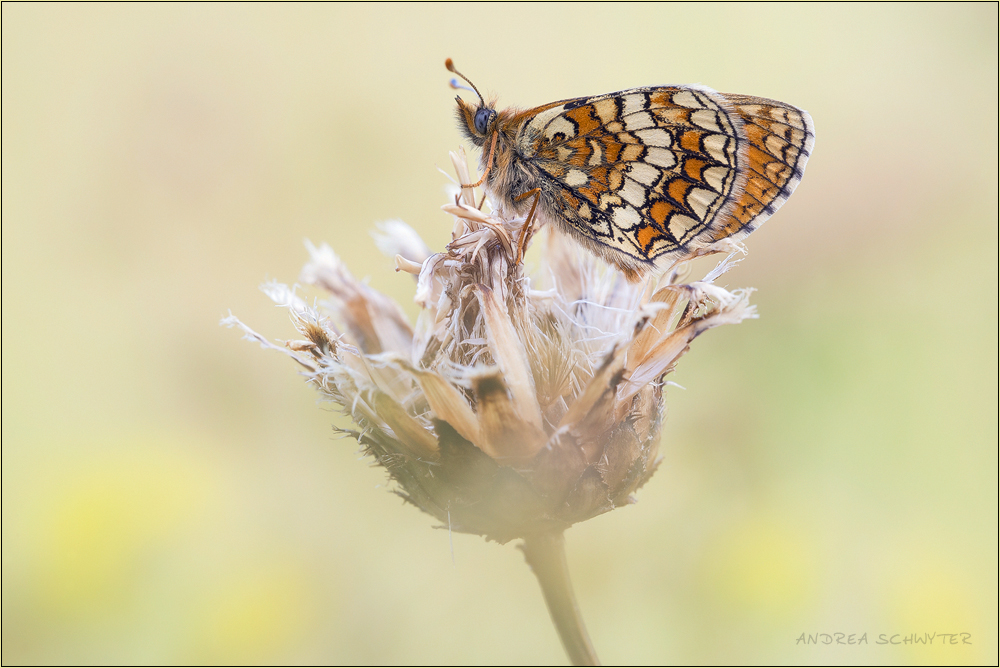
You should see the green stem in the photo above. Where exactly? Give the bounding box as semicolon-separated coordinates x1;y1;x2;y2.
521;531;600;666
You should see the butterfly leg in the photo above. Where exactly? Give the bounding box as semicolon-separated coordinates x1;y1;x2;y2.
513;188;542;264
456;132;499;211
460;132;498;190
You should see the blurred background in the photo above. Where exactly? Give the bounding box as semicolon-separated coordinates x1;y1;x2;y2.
3;4;996;665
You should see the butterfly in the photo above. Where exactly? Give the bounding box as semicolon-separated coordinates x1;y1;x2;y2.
446;59;815;281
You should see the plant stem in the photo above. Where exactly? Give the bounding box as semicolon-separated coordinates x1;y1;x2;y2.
521;531;600;666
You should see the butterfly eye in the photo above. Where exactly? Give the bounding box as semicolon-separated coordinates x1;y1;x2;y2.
474;108;496;135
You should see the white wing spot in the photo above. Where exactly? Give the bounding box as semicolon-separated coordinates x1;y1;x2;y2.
588;140;603;165
565;169;588;187
624;111;655;131
702;134;730;164
599;192;623;209
671;90;703;109
703;165;730;192
592;98;618;124
620;179;647;207
691;110;723;133
686;188;718;221
526;104;569;135
613;205;642;230
591;214;612;236
545;116;577;141
634;128;673;147
644;147;676;168
668;214;699;240
627;162;659;186
647;236;675;255
622;93;646;115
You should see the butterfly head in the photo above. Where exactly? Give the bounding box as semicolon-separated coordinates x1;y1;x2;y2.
446;58;496;147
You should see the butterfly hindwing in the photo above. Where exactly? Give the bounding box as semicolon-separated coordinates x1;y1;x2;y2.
522;87;742;265
521;86;812;267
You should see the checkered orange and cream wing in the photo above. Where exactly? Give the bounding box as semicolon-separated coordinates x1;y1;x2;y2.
710;94;816;243
447;61;814;281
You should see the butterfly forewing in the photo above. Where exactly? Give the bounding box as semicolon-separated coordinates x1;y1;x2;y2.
712;94;815;242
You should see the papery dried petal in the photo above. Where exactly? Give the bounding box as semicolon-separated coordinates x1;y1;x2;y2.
301;242;414;355
372;219;433;265
475;285;545;438
472;371;548;462
370;391;438;457
410;367;483;448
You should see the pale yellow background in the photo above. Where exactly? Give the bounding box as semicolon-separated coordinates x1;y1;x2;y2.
3;4;997;665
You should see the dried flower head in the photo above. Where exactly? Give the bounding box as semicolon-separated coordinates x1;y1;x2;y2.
225;148;756;544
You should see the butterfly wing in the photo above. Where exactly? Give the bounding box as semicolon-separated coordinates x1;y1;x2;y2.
518;86;814;276
710;93;815;243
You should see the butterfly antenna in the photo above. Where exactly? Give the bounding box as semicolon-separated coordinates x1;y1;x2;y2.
450;79;476;94
445;58;485;106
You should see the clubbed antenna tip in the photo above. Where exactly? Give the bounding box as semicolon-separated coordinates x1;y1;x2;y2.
444;57;485;105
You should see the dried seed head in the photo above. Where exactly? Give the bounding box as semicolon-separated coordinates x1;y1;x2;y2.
226;149;757;543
